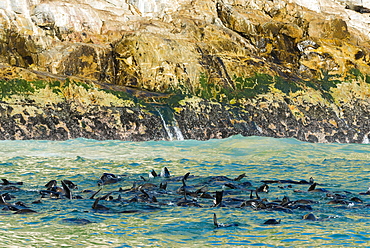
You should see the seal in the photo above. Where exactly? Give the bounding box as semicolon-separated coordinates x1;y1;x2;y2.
44;179;65;194
92;197;110;211
176;194;202;207
39;190;63;199
13;209;37;214
160;167;171;178
308;183;327;192
45;180;57;189
359;186;370;195
98;173;122;186
213;213;238;228
256;184;269;193
62;218;93;225
263;219;281;225
1;179;23;185
302;213;317;221
98;173;121;186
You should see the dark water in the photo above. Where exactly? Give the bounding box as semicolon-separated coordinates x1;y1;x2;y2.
0;136;369;247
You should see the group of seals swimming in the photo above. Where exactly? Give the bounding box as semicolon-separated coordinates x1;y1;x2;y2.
1;167;370;227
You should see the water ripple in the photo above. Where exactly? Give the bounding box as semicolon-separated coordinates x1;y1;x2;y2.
0;136;369;247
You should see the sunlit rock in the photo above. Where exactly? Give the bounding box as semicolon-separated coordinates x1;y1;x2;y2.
0;0;369;142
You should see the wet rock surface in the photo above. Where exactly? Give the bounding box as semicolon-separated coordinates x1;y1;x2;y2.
0;102;165;141
0;87;368;143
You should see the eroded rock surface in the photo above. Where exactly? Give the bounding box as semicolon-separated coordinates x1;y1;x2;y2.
0;0;369;142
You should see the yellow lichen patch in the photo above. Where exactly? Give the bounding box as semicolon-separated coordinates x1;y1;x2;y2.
173;107;183;113
289;88;329;106
230;119;247;125
179;95;204;107
228;98;237;105
258;102;269;109
5;103;44;124
0;77;136;108
60;84;135;107
28;87;64;106
257;89;286;104
331;80;370;105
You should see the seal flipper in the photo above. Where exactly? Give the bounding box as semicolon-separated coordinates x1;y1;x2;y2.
181;179;188;200
91;197;100;209
213;213;219;227
214;191;224;207
92;197;110;211
89;188;101;199
213;213;238;228
149;170;158;178
309;177;314;184
233;173;246;181
160;167;171;178
0;194;9;205
61;180;72;199
1;179;10;185
140;176;147;181
252;189;260;200
308;183;317;191
249;190;254;199
183;172;191;181
101;191;113;201
195;186;208;194
159;182;167;190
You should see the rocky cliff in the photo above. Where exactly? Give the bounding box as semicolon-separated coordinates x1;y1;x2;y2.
0;0;369;143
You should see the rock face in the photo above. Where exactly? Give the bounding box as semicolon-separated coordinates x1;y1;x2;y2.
0;0;369;143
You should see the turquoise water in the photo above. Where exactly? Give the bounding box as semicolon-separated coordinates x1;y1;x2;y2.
0;135;369;247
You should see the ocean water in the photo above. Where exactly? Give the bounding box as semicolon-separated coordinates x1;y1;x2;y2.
0;135;369;247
